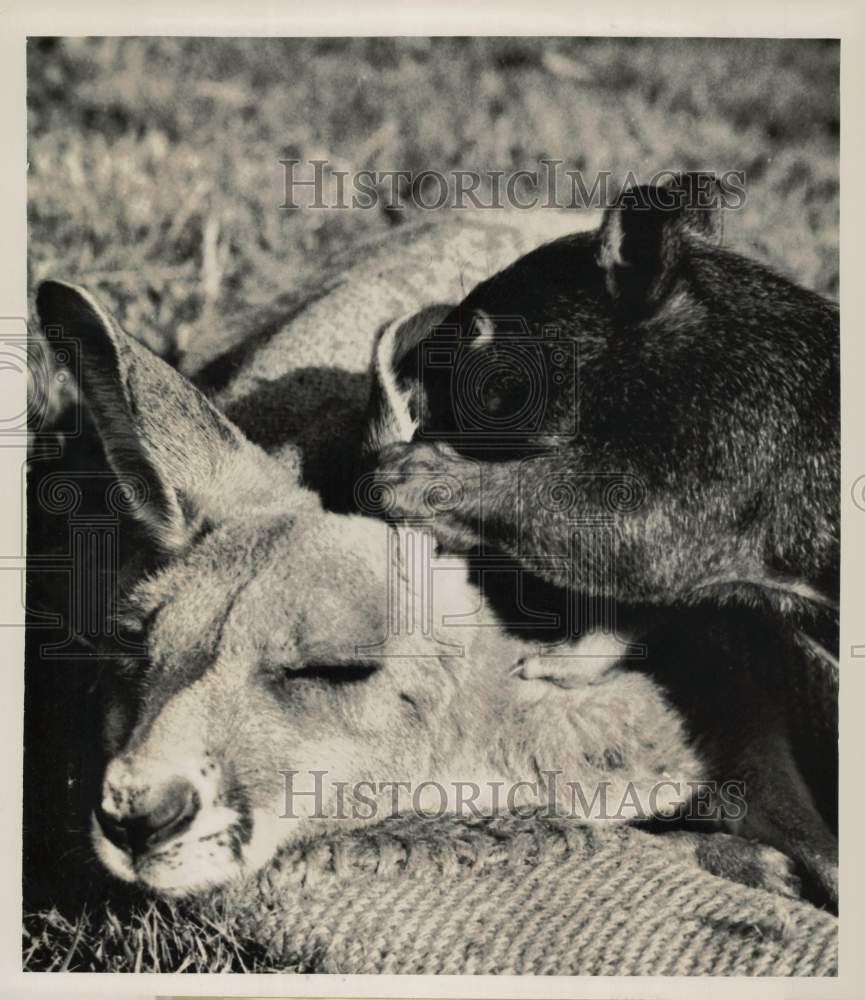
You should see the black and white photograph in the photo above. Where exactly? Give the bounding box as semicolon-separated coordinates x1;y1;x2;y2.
15;22;851;984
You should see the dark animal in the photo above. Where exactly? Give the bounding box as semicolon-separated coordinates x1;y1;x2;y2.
370;176;838;618
367;176;839;907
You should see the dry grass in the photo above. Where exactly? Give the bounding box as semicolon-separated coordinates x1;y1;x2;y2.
28;38;838;356
24;36;838;972
23;893;284;972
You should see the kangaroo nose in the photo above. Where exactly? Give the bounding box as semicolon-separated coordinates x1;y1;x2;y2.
96;778;200;857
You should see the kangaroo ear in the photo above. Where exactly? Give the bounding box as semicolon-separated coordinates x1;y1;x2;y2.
598;172;722;313
363;303;454;457
36;280;245;551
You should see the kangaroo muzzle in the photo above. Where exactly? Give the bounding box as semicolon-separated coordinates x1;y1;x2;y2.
91;745;264;895
96;775;200;859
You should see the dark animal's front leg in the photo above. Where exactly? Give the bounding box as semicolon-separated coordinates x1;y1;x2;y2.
717;713;838;911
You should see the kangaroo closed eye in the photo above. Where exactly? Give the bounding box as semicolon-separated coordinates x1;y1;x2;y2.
280;662;380;684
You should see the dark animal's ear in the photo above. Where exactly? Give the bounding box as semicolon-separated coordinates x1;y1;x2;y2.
36;280;245;551
598;172;722;313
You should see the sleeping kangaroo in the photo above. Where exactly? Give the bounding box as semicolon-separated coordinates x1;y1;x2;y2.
32;206;835;904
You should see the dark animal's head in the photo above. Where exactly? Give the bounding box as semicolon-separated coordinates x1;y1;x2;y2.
373;174;837;470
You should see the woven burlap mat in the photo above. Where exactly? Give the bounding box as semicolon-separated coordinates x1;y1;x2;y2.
221;815;837;975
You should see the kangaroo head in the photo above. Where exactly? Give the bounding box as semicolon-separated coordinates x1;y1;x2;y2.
36;281;697;896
